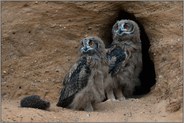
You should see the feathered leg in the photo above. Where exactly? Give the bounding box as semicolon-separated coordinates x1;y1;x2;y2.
106;89;116;101
84;102;93;112
114;88;125;101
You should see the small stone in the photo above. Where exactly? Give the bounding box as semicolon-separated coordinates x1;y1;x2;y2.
159;75;163;78
87;114;90;117
45;71;49;73
35;1;38;4
128;112;132;117
51;24;56;28
3;71;7;74
23;3;29;7
88;27;92;30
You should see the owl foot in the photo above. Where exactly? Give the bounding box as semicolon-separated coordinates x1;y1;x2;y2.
106;90;116;100
106;98;118;102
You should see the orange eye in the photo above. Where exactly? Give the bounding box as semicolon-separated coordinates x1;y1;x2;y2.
124;23;129;29
89;41;94;47
114;23;119;30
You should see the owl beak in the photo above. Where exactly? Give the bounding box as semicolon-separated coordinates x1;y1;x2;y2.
120;25;127;31
81;46;91;53
83;47;88;52
116;25;126;35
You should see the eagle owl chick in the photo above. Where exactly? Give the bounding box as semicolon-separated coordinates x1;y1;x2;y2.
57;36;106;111
106;19;142;100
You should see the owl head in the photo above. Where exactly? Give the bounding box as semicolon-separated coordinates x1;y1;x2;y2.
80;36;105;56
112;19;140;42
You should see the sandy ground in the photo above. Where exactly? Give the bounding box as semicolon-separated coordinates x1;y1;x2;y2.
2;97;182;122
2;1;183;122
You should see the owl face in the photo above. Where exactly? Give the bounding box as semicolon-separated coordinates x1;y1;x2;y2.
80;37;99;55
113;20;135;36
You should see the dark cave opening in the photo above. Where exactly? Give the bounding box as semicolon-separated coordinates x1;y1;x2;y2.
102;10;156;97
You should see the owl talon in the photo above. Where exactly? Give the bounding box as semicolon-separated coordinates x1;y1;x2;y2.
106;98;117;102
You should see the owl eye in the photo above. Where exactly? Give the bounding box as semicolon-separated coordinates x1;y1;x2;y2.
89;40;95;47
114;23;119;31
124;23;130;30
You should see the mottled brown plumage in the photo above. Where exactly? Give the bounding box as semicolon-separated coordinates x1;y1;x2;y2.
105;19;142;100
57;36;107;111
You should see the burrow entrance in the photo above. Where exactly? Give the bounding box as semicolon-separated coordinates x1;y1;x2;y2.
101;10;156;97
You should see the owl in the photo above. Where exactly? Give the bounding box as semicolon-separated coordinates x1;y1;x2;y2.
106;19;142;100
56;36;107;111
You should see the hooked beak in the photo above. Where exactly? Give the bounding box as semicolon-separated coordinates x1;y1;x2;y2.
116;24;126;35
81;46;91;53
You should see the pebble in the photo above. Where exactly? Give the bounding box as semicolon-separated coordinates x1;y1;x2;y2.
3;71;7;74
87;114;90;117
51;24;56;28
127;112;132;117
88;27;92;30
30;42;34;45
159;75;163;78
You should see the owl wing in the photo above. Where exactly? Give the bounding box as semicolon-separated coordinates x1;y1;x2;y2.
57;56;91;107
62;72;69;86
107;45;127;77
63;62;79;86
